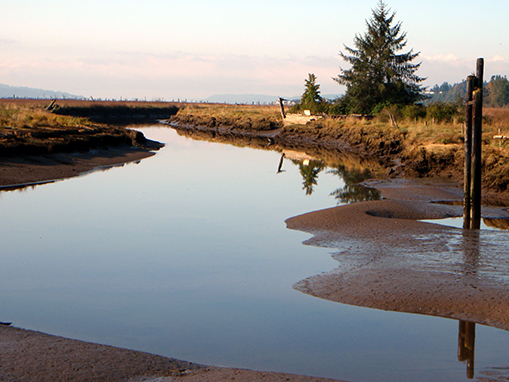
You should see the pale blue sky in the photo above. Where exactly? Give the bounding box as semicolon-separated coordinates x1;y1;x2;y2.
1;0;507;100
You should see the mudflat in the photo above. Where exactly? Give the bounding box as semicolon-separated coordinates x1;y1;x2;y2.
286;178;509;331
0;326;343;382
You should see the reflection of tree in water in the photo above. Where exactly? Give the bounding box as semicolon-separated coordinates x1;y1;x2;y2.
298;160;325;195
328;163;382;204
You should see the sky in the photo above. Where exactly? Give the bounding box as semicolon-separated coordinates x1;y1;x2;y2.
1;0;508;100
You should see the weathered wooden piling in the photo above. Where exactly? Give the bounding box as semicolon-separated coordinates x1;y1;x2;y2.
463;76;474;229
464;58;484;229
278;97;286;120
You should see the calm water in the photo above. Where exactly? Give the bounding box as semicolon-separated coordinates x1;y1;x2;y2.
1;126;509;381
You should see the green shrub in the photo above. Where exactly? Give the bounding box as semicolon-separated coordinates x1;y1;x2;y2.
426;102;460;123
401;104;426;120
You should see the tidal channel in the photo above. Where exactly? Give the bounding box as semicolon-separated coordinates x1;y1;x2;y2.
1;126;508;381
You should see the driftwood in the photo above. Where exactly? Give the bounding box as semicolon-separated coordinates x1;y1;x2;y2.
46;99;58;111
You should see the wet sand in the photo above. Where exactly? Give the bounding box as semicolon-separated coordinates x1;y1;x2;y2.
0;326;343;382
286;178;509;332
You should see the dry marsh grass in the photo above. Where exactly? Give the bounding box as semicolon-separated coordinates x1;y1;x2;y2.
3;98;509;158
176;103;281;118
178;103;509;156
172;103;283;131
0;99;167;157
0;102;92;130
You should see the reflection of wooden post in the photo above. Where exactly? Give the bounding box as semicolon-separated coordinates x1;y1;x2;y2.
278;97;286;120
277;153;285;174
458;320;476;379
463;76;474;229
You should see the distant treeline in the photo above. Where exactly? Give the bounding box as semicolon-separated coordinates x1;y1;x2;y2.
427;75;509;107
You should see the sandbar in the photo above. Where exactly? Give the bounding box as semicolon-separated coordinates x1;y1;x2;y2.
286;178;509;331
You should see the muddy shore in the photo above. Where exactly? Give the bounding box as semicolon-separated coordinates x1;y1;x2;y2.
0;123;164;189
0;325;343;382
167;115;509;197
286;178;509;332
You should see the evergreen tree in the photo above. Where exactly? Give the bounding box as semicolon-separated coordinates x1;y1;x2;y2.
334;1;425;114
300;73;323;113
486;75;509;107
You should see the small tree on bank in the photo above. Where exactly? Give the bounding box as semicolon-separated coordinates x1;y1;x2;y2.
334;1;425;114
299;73;324;114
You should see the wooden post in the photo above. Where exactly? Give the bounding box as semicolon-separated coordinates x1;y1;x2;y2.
476;58;484;92
471;58;484;229
470;89;483;229
463;76;474;229
46;99;57;111
463;58;484;230
278;97;286;120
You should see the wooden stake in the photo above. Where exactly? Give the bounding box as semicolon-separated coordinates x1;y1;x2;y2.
476;58;484;92
278;97;286;120
463;76;474;229
471;88;483;229
470;58;484;229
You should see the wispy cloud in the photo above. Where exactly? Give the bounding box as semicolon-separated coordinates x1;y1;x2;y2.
6;49;505;98
420;54;509;86
0;37;19;46
421;54;461;63
0;51;343;98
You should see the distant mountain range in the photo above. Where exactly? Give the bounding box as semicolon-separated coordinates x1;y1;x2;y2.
0;83;82;99
205;93;342;104
0;84;343;104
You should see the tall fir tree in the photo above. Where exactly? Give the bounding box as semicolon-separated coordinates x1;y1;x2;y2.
334;1;425;114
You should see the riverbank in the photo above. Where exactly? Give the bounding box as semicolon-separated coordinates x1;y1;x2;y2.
0;99;166;188
0;325;343;382
0;127;162;189
168;104;509;198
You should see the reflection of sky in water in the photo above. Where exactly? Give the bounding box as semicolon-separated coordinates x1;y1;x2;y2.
420;217;496;231
1;126;509;381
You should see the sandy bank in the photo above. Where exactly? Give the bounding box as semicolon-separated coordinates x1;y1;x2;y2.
0;325;344;382
285;178;509;331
